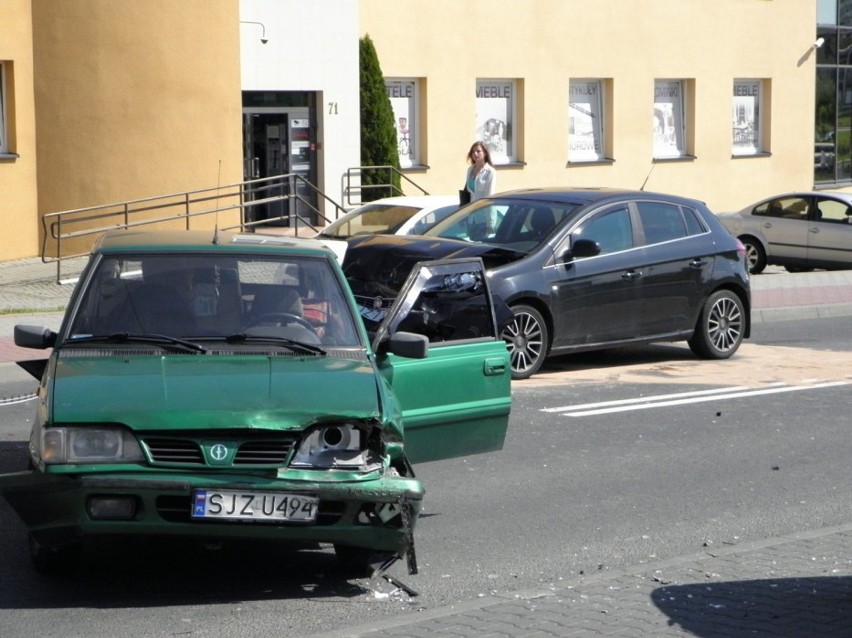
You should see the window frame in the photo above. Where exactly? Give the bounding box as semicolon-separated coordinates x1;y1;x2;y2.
568;79;606;162
732;79;764;156
653;79;687;159
386;78;420;169
0;61;7;154
475;79;517;164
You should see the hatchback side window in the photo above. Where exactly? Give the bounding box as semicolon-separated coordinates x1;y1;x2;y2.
636;201;688;245
574;206;634;255
682;206;707;235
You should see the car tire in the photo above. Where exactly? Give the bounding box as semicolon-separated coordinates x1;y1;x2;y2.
688;290;746;359
741;237;766;274
501;304;548;380
29;533;81;574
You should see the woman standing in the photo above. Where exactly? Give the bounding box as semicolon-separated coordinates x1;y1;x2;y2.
463;141;497;202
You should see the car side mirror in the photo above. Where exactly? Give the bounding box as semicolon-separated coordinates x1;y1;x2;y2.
563;238;602;262
383;331;429;359
14;324;56;350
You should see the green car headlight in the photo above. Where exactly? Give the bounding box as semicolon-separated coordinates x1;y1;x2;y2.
41;427;144;464
290;424;381;471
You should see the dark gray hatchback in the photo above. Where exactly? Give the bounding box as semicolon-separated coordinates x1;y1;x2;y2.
342;187;751;379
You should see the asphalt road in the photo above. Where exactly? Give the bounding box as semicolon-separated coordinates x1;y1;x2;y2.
0;316;850;637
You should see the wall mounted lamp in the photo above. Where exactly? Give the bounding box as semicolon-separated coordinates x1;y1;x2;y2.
240;20;268;44
813;37;825;49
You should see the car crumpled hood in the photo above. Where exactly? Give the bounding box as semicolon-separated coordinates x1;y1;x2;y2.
343;234;520;298
50;353;383;432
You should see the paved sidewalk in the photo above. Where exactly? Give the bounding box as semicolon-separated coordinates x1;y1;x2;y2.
1;257;851;636
314;523;852;637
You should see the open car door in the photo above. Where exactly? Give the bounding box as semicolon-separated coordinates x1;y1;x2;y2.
373;259;511;464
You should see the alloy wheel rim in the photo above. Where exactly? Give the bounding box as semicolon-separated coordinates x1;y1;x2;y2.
503;311;544;373
707;297;742;352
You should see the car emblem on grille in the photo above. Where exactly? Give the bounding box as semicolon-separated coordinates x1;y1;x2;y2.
210;444;228;462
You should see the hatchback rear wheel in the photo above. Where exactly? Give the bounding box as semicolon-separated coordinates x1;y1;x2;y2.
688;290;745;359
501;304;548;380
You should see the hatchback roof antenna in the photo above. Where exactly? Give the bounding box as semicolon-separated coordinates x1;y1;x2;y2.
640;161;656;191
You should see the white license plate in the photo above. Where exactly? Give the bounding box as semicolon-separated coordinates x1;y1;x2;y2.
191;490;318;522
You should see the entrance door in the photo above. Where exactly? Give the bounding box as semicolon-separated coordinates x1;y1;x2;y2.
242;109;317;226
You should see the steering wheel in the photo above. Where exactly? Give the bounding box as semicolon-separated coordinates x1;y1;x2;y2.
251;312;316;333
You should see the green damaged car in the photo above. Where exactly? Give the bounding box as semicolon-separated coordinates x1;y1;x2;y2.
1;230;511;575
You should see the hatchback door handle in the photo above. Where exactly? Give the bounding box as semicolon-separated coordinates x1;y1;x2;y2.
622;270;641;281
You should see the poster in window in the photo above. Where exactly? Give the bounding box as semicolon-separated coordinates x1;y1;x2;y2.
386;80;416;168
475;80;513;163
732;80;760;155
569;80;604;161
653;81;685;158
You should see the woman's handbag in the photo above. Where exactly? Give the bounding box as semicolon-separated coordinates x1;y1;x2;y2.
459;188;471;206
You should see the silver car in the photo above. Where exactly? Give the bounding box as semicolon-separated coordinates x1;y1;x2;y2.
718;191;852;274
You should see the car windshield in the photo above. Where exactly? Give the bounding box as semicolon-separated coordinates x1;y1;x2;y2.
423;197;582;250
66;252;363;349
321;202;456;238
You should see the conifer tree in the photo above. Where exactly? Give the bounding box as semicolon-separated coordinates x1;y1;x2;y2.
359;35;401;201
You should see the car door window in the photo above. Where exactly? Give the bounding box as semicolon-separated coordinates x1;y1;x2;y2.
636;201;688;245
814;198;852;224
755;197;809;220
573;206;634;254
682;206;708;235
376;259;496;345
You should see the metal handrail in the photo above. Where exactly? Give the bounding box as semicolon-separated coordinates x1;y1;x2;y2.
342;165;428;207
41;174;347;283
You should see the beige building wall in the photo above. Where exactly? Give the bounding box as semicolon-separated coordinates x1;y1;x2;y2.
0;0;40;261
361;0;818;214
32;0;244;256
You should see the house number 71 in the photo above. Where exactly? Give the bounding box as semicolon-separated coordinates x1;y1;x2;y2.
328;102;338;115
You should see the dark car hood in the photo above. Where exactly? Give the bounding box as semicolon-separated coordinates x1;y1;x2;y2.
50;353;384;432
343;235;521;297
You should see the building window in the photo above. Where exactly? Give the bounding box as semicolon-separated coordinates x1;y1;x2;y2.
0;62;7;154
568;80;605;162
386;79;419;169
475;79;515;164
653;80;687;159
732;79;763;155
815;3;852;183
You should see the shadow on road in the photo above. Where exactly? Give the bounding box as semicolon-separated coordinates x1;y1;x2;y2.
651;576;852;636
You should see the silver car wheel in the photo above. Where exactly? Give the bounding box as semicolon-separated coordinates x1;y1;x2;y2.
706;293;743;354
501;305;547;380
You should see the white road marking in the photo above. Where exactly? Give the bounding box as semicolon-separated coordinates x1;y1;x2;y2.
541;386;761;413
543;381;852;417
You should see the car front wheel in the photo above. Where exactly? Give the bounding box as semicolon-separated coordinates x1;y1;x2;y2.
688;290;745;359
741;237;766;274
501;304;548;380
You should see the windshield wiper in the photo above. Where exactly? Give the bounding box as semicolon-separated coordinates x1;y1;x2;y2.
67;333;207;354
220;333;326;356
